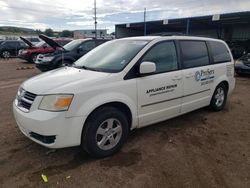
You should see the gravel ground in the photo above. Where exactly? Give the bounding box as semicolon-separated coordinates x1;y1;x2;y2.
0;58;249;188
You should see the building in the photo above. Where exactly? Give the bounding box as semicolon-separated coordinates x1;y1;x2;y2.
73;29;107;39
115;11;250;42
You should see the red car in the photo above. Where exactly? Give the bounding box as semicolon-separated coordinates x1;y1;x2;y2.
18;37;72;63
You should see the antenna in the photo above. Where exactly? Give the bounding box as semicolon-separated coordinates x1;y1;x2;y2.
144;8;147;36
94;0;97;39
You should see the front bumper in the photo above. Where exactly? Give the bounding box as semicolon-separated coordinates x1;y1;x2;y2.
35;57;53;72
13;101;84;148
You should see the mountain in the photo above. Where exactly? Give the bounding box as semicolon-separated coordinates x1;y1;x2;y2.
0;26;35;35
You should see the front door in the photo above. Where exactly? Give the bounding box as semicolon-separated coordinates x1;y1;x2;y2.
137;41;183;127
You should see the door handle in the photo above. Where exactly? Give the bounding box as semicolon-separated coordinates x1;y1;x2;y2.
172;76;182;81
185;73;194;78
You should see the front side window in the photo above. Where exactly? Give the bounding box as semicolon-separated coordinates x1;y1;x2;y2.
74;40;149;73
180;41;209;68
209;41;231;63
141;41;178;73
20;42;27;47
64;40;84;51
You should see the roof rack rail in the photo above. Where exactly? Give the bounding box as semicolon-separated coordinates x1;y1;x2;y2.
148;32;187;36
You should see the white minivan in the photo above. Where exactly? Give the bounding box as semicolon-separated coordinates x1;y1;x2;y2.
13;36;235;158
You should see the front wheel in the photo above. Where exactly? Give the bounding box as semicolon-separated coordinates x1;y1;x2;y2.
2;51;10;58
81;107;129;158
210;83;228;111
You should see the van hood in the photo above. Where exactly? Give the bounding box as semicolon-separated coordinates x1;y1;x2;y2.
20;37;34;47
22;67;111;94
39;34;64;50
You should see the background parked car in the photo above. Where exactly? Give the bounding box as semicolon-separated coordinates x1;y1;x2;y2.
35;35;109;72
227;40;250;59
235;53;250;76
0;40;28;58
18;37;72;63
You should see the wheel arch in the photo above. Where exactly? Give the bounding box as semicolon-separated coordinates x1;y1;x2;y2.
216;80;229;93
84;101;133;130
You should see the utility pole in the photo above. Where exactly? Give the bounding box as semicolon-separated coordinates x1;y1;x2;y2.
144;8;147;36
94;0;97;39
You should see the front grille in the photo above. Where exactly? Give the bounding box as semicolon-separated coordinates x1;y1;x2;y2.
245;63;250;67
16;89;37;111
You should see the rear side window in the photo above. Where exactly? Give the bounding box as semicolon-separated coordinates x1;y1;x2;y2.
141;41;178;73
79;41;96;51
180;41;209;68
96;40;106;46
209;41;231;63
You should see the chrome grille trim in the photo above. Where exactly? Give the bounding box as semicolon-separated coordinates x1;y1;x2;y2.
16;88;37;111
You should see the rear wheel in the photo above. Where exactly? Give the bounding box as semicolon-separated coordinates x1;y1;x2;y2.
210;83;228;111
81;107;129;158
2;51;10;58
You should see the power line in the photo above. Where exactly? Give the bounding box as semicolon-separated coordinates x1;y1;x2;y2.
94;0;97;39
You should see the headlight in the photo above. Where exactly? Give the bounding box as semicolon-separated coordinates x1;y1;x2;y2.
42;56;54;62
22;50;28;54
39;94;73;111
235;60;243;65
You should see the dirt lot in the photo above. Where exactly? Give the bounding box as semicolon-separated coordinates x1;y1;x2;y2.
0;58;249;188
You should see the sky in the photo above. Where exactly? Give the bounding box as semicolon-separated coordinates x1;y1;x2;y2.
0;0;249;33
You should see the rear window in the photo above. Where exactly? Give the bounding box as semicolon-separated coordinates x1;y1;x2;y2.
180;41;209;68
209;41;231;63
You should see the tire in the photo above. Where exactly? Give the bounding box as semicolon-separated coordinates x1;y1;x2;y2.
81;107;129;158
210;83;228;111
2;51;10;58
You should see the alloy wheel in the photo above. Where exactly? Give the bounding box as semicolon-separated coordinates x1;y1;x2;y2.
95;118;123;150
215;87;225;107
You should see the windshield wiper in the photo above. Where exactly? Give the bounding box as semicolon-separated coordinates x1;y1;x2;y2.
81;65;102;72
72;64;102;72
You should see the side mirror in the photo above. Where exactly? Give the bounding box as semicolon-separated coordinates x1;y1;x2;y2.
139;61;156;75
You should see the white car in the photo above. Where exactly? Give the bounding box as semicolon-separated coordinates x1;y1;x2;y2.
13;36;235;158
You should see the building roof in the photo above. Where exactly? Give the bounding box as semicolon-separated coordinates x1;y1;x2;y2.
74;29;107;32
116;11;250;32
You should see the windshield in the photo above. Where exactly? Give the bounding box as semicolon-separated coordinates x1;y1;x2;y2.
64;40;84;51
35;41;46;47
74;40;149;73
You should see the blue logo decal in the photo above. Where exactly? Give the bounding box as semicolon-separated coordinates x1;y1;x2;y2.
195;71;201;81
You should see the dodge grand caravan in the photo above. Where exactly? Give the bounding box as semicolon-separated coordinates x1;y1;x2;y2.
13;36;235;158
